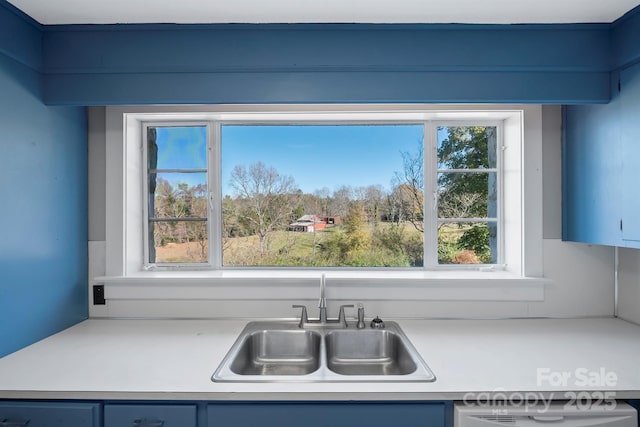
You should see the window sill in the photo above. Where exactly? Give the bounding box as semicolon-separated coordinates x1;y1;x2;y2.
94;270;546;302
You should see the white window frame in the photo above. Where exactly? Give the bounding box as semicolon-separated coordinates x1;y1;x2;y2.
141;118;512;271
101;105;543;301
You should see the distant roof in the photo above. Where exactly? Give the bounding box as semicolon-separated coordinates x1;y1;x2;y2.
298;214;320;222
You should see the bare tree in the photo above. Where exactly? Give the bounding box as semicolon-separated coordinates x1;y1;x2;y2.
313;187;332;216
229;162;299;252
437;192;483;228
331;185;353;218
355;185;385;225
393;146;424;232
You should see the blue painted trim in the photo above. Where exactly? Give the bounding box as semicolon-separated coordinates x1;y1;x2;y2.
40;24;612;105
42;25;611;74
43;70;611;106
0;0;42;70
612;5;640;71
0;0;42;29
612;3;640;26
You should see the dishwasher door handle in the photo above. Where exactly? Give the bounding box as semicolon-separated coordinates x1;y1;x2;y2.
529;416;565;422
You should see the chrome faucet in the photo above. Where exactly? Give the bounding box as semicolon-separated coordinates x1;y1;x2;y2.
292;273;353;327
357;303;366;329
319;273;327;323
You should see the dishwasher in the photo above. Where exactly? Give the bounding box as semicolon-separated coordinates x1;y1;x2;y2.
455;401;637;427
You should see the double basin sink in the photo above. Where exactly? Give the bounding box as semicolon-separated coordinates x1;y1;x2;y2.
212;321;436;382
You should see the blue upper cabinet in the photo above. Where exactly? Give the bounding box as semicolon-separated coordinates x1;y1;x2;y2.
620;64;640;243
563;7;640;249
563;77;624;247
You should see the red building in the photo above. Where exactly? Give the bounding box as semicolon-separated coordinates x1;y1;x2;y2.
289;215;327;232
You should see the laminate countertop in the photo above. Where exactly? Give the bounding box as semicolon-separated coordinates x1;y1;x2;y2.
0;317;639;401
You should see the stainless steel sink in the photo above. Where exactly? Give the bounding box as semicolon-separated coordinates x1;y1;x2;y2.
212;321;436;382
229;329;321;375
325;329;417;375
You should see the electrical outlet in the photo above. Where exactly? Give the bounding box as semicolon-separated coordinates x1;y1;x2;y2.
93;284;106;305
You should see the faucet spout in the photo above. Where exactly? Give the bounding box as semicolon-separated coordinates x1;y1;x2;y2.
319;273;327;323
357;303;366;329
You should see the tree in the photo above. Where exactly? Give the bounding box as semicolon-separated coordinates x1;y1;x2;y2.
393;128;497;263
313;187;332;216
392;144;424;232
355;185;385;225
437;126;493;219
437;126;497;263
320;201;370;265
343;202;369;254
229;161;299;252
331;185;353;218
150;177;209;262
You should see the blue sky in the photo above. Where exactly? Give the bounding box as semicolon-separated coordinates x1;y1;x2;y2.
152;124;425;195
221;124;424;196
154;126;207;170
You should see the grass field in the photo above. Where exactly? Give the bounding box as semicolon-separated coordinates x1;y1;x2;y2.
154;222;487;265
223;225;359;266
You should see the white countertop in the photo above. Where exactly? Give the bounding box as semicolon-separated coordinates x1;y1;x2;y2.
1;317;640;401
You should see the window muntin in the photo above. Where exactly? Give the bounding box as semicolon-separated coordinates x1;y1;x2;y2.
144;124;210;266
140;118;506;270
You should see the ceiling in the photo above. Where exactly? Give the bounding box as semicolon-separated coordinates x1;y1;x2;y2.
7;0;640;25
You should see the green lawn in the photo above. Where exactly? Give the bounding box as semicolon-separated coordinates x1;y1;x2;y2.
222;223;423;267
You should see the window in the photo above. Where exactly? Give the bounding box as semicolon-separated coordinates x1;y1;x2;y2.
139;114;511;270
99;105;547;311
144;124;210;266
104;105;542;285
220;124;425;268
433;125;500;266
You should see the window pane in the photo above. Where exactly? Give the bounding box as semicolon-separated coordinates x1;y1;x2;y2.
437;172;497;219
221;124;424;267
148;126;207;170
437;126;497;170
150;173;208;219
438;221;497;264
146;124;209;265
151;220;208;263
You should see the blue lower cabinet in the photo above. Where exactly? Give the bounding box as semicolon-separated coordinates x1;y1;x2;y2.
104;404;197;427
0;401;101;427
207;402;446;427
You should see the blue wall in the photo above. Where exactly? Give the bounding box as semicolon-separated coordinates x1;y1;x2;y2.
563;6;640;248
0;0;639;355
0;2;88;358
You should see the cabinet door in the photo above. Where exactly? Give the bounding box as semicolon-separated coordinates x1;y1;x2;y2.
563;82;625;246
207;402;445;427
620;63;640;243
104;404;196;427
0;401;101;427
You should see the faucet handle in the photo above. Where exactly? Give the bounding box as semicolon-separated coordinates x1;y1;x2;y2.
338;304;354;328
292;305;308;328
